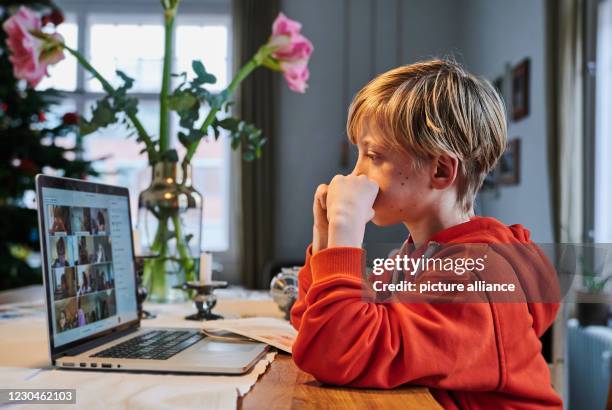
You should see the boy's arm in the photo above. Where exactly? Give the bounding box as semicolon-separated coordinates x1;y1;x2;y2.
289;244;314;331
291;182;330;331
292;247;509;390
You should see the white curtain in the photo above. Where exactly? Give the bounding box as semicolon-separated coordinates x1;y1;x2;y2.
595;0;612;243
558;0;584;245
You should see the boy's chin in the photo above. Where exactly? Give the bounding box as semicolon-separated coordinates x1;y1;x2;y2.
370;215;398;227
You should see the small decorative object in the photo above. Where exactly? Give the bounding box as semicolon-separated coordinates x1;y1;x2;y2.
511;58;530;121
175;280;228;321
497;138;521;185
2;5;313;302
270;269;299;320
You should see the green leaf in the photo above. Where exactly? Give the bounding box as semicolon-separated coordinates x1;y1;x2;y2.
115;70;135;92
178;131;193;147
223;101;235;113
217;117;239;132
192;60;217;85
168;91;198;113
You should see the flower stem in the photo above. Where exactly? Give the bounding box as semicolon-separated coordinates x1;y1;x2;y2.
182;56;260;165
171;213;195;280
159;6;176;153
143;215;168;301
62;45;157;162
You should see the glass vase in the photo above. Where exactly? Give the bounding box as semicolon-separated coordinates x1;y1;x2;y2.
137;161;203;303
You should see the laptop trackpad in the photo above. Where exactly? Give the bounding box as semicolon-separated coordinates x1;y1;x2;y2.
173;339;266;369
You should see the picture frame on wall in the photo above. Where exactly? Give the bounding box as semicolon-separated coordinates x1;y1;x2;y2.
481;138;521;190
497;138;521;185
511;59;530;121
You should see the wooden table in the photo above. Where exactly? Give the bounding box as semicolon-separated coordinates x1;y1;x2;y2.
0;285;441;409
241;354;442;409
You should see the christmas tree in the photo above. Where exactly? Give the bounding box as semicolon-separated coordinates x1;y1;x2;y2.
0;0;97;290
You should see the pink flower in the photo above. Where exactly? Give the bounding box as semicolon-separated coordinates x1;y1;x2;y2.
272;34;313;62
268;12;313;93
2;6;65;87
281;61;309;93
272;12;302;38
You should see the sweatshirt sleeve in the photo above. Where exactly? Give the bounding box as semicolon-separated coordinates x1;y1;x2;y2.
291;247;503;390
289;244;314;331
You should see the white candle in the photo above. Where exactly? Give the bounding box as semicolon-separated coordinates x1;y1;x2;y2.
199;252;213;284
132;229;142;256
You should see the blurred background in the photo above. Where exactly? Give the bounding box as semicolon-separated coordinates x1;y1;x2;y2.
1;0;611;408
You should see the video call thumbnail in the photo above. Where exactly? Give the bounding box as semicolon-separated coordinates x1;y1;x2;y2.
91;208;109;234
48;205;110;236
52;267;77;300
48;205;72;235
54;289;117;334
76;235;113;265
76;263;115;295
50;236;75;268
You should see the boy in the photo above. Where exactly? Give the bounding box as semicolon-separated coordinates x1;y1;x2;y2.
290;59;562;409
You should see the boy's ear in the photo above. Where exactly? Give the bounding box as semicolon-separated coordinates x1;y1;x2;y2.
431;154;459;190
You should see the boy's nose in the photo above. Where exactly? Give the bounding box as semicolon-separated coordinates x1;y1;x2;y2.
351;162;365;177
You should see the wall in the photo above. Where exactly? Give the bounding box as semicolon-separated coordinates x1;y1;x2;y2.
460;0;554;242
275;0;463;260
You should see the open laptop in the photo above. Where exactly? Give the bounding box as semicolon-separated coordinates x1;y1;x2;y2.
35;174;268;374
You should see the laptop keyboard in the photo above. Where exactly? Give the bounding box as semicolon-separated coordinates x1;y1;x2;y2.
91;330;204;360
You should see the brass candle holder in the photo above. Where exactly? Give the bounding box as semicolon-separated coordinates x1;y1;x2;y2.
174;280;228;321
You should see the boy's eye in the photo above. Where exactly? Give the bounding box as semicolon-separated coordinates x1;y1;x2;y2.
366;152;381;161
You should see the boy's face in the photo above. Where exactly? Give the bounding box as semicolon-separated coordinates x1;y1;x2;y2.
351;123;435;227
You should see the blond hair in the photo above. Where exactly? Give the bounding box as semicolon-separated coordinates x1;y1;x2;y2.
347;58;507;213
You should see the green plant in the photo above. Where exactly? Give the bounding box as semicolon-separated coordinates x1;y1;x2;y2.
580;256;612;293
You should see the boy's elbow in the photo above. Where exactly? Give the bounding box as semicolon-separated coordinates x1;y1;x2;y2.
292;349;354;386
289;313;300;331
292;337;360;386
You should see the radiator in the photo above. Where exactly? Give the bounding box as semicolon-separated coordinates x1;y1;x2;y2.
567;319;612;410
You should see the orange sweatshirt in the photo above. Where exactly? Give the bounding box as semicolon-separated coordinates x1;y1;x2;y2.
290;216;562;409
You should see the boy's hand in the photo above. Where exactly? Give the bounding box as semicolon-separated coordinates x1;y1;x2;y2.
312;184;329;253
326;175;379;248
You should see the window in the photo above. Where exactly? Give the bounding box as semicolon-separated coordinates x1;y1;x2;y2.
595;0;612;242
39;2;232;252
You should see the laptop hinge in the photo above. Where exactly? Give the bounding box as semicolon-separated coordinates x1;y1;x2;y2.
58;325;139;358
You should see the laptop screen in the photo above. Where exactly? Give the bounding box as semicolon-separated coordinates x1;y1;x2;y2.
40;185;138;348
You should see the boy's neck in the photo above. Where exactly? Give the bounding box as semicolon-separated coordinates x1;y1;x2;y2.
405;211;471;249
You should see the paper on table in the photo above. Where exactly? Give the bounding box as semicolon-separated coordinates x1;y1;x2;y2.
202;317;296;354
